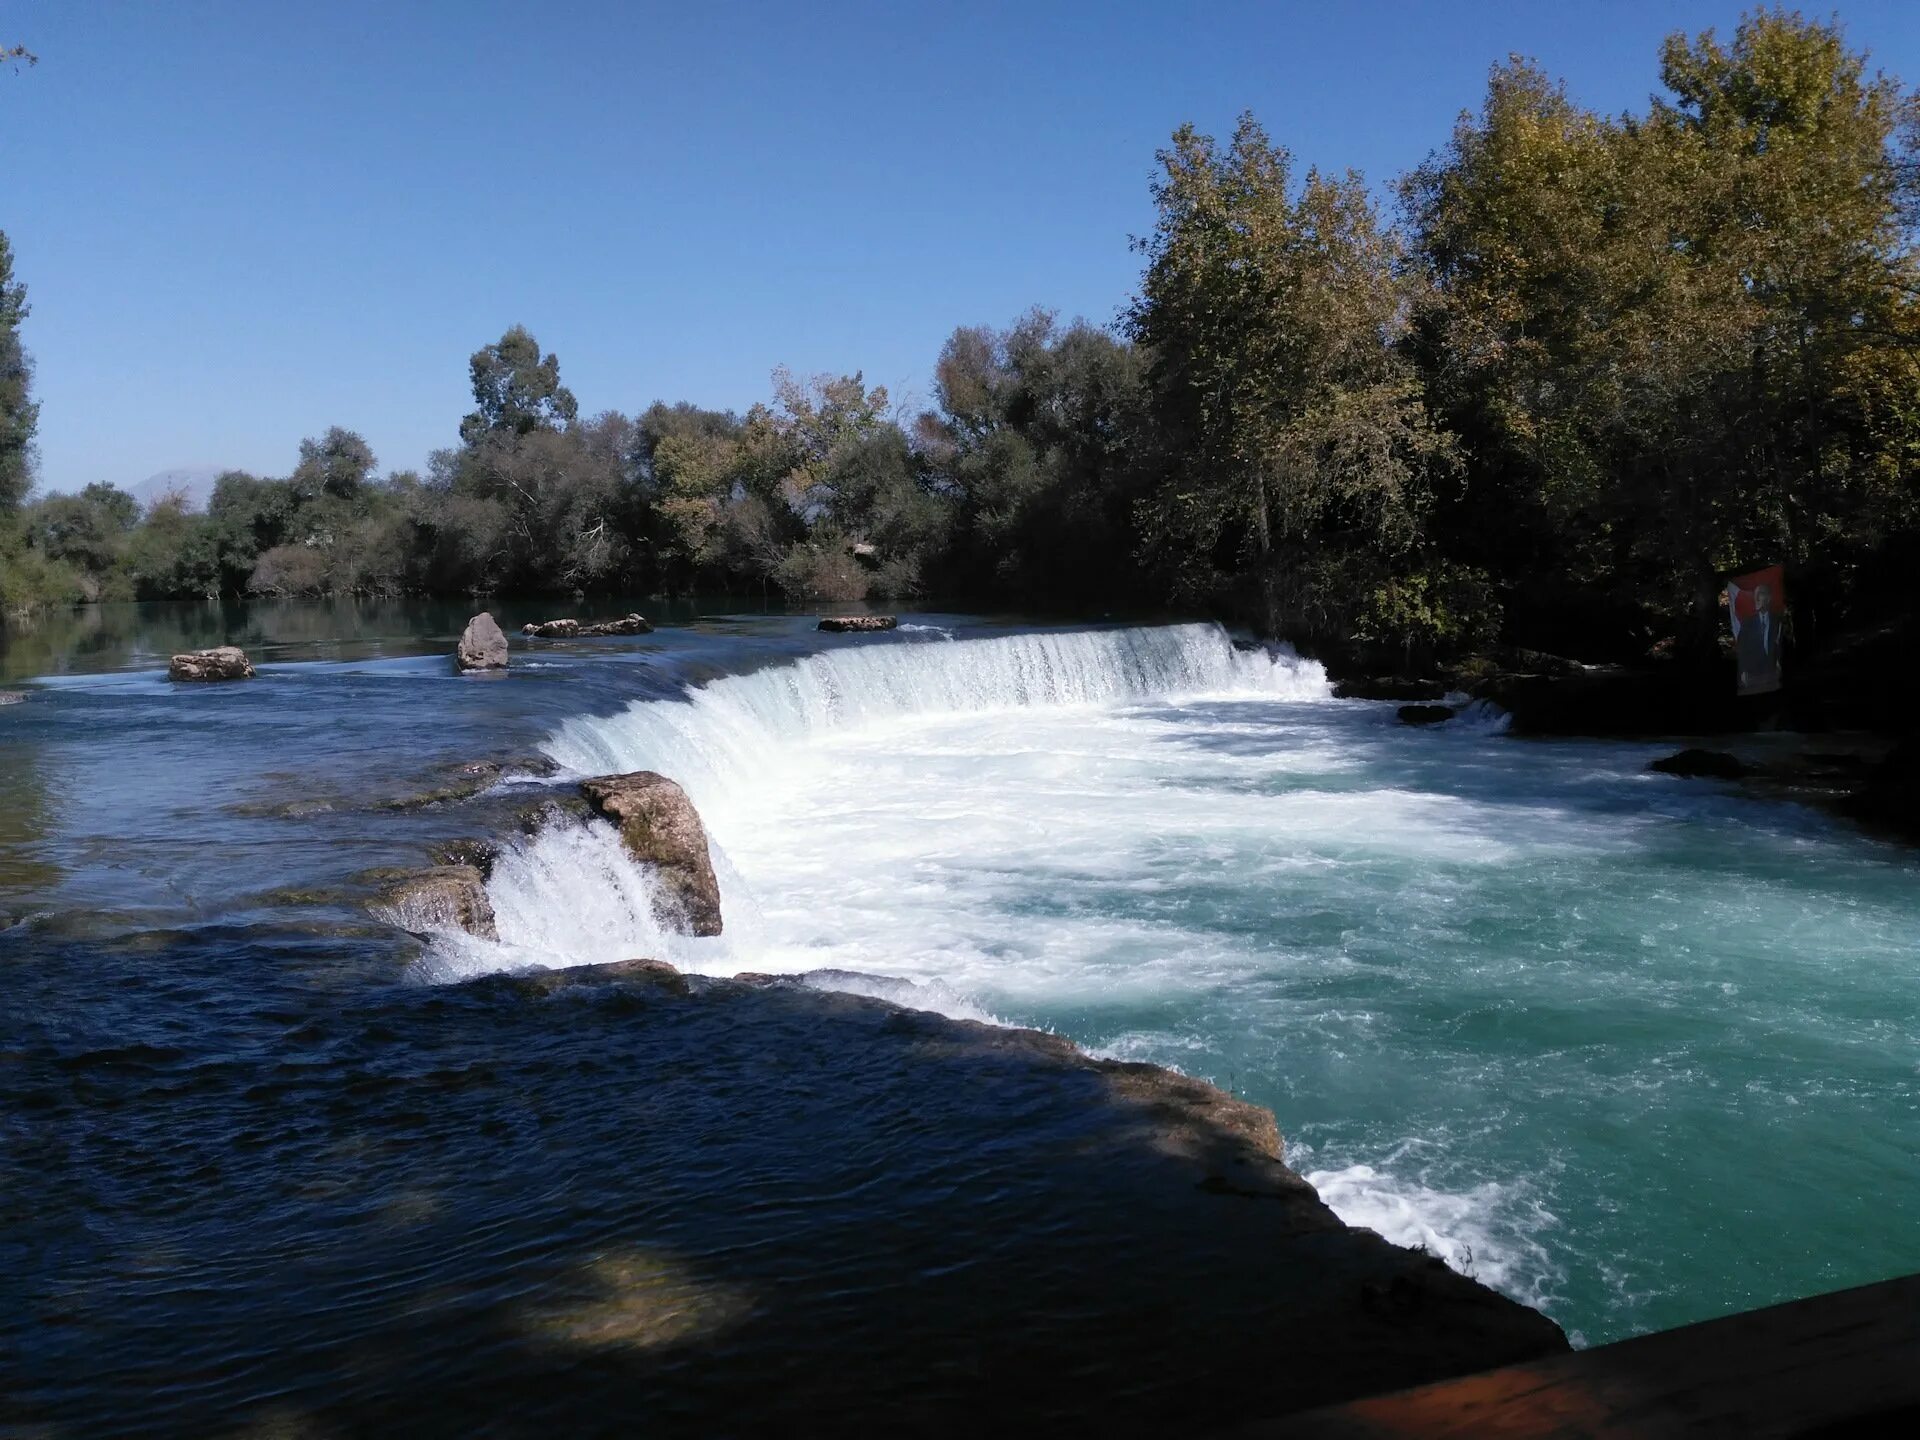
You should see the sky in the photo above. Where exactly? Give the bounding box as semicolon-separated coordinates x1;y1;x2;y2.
7;0;1920;496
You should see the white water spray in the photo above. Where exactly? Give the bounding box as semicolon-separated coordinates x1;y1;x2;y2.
540;622;1329;814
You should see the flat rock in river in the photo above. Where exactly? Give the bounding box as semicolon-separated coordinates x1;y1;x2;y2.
523;613;653;638
168;647;255;682
371;865;497;940
818;615;897;632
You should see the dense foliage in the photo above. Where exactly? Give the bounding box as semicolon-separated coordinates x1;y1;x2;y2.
5;11;1918;667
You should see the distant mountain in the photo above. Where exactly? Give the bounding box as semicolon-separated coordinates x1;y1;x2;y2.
130;465;227;513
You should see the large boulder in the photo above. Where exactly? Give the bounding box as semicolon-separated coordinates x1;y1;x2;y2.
1398;704;1457;726
579;771;723;936
456;613;509;671
168;647;254;682
818;615;897;633
1650;748;1749;780
371;865;497;940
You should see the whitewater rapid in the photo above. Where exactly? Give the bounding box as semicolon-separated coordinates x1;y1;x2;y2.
404;618;1920;1345
414;622;1552;1307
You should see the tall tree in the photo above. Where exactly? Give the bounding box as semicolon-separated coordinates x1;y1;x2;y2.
1406;14;1920;653
0;231;37;513
1128;115;1454;639
459;326;579;443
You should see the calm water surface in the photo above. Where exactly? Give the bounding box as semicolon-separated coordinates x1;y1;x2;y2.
4;598;1917;1430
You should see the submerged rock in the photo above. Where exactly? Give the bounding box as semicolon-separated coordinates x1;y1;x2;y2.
818;615;898;633
168;647;254;682
1650;748;1750;780
1336;676;1448;702
578;770;724;936
522;613;653;638
455;613;509;671
376;760;504;812
513;792;596;835
494;957;693;998
1398;704;1457;726
371;865;497;940
1845;736;1920;840
428;837;502;877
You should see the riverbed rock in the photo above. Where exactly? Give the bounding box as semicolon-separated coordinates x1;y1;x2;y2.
1650;748;1750;780
495;957;694;998
1336;676;1449;702
375;760;505;812
578;770;723;936
523;612;653;638
168;647;255;682
0;690;25;706
1845;735;1920;841
818;615;898;633
428;837;502;877
455;613;509;671
371;865;497;940
1398;704;1457;726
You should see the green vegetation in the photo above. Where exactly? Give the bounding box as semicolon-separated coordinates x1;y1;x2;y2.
4;10;1918;668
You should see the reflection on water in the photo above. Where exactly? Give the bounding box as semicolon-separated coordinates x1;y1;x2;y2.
0;594;798;683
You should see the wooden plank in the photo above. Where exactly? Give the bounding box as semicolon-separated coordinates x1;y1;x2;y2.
1252;1273;1920;1438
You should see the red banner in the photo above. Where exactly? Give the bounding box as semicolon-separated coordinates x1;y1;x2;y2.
1726;565;1784;696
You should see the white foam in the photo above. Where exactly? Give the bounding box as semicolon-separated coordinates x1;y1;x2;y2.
1446;699;1513;734
408;821;722;983
540;622;1330;811
1304;1150;1562;1309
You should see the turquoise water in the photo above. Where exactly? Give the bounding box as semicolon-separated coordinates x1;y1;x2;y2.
5;606;1917;1383
483;622;1920;1346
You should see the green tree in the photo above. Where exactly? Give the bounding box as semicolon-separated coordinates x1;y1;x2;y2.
917;310;1148;606
1406;14;1920;654
0;231;37;513
1128;115;1455;639
26;483;141;584
290;427;377;501
459;326;579;443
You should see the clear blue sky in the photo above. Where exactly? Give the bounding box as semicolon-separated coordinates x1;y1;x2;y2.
7;0;1920;495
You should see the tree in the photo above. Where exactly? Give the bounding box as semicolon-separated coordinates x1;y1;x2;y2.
1405;15;1920;655
290;427;377;501
458;326;578;443
0;231;37;513
1128;115;1455;639
26;483;140;581
917;310;1148;606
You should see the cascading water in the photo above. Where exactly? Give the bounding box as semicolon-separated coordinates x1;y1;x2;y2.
405;616;1920;1347
423;621;1328;984
539;621;1330;812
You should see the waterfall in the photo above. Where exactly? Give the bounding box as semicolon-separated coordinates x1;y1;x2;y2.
540;622;1329;814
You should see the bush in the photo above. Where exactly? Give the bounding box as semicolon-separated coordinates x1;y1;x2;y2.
247;544;330;597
